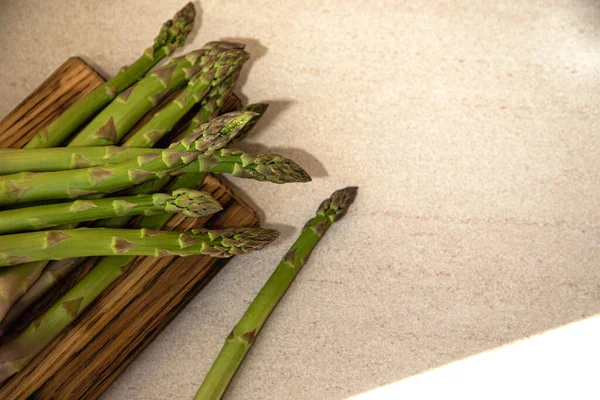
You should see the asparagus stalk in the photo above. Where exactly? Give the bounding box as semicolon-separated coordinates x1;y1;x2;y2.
0;227;279;383
68;41;244;147
0;113;257;206
0;189;221;234
0;147;159;175
194;187;358;400
0;146;311;189
0;227;279;267
25;3;196;149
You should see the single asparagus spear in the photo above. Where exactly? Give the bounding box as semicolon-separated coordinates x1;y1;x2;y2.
0;147;309;206
0;147;159;175
0;227;279;267
0;113;257;206
25;3;196;149
0;227;279;383
0;189;221;234
183;149;312;184
194;187;358;400
68;41;245;147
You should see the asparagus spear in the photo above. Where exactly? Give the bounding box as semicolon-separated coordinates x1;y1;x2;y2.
0;147;159;175
0;189;221;234
0;227;279;267
68;41;245;147
0;146;310;189
0;148;309;207
0;227;279;383
0;112;257;206
25;3;196;149
194;187;358;400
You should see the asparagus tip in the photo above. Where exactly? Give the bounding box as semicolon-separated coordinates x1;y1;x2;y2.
320;186;358;221
170;188;222;217
154;2;196;51
229;104;270;144
253;153;312;184
192;227;280;256
185;111;260;154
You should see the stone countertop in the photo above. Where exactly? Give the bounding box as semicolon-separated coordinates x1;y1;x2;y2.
0;1;599;399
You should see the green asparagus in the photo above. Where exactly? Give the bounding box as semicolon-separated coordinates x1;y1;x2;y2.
0;227;279;383
0;189;221;234
0;50;241;323
68;41;245;147
194;187;358;400
0;147;159;175
0;227;279;267
25;3;196;149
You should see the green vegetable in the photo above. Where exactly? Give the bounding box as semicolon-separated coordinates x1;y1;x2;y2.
194;187;358;400
0;189;221;234
0;227;279;267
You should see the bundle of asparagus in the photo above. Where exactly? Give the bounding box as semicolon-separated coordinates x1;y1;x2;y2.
0;2;315;384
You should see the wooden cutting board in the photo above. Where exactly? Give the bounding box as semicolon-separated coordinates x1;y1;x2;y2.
0;57;259;399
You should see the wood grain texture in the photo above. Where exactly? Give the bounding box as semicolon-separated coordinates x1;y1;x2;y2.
0;58;256;399
0;57;105;149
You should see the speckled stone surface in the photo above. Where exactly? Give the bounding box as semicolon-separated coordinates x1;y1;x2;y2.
0;1;599;399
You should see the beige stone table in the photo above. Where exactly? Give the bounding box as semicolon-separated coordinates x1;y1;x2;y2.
0;1;599;399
